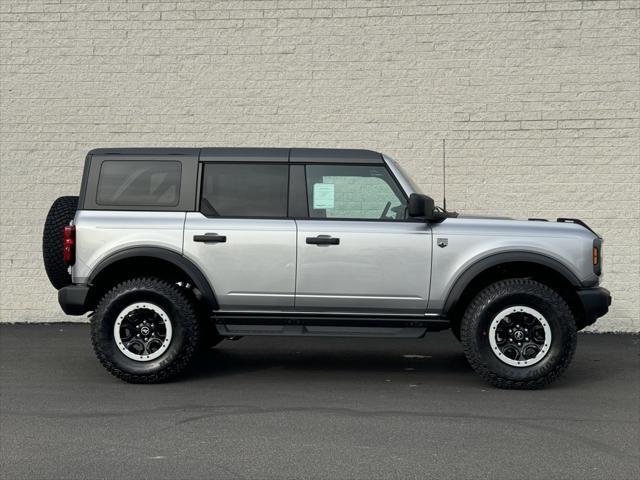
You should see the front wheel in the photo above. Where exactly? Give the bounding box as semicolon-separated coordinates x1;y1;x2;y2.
460;279;577;389
91;278;201;383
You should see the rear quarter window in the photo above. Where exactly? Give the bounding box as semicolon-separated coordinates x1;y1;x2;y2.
96;161;181;207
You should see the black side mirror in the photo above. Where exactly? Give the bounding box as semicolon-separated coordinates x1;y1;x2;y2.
408;193;436;220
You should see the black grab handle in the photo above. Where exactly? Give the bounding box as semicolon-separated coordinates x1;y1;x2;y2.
306;236;340;245
193;233;227;243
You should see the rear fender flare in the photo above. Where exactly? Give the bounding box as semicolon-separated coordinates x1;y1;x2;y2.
88;247;218;309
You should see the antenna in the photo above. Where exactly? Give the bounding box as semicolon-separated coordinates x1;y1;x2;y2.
442;138;447;212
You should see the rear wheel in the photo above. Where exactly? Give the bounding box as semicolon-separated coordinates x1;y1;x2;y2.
461;278;576;389
91;278;201;383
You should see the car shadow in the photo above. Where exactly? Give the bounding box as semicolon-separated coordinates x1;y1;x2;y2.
180;334;623;389
185;339;473;382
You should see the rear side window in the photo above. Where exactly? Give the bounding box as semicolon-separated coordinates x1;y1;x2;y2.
200;163;289;217
96;161;181;207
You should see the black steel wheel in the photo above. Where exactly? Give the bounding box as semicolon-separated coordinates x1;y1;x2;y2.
91;277;201;383
461;278;577;389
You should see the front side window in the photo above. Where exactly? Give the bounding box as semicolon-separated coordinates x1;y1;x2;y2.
200;163;288;217
96;161;181;206
305;164;407;220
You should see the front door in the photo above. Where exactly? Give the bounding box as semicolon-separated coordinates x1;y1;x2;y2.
183;162;296;311
295;163;432;314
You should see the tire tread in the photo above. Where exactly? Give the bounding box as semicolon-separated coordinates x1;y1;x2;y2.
91;277;201;384
460;278;577;390
42;196;78;289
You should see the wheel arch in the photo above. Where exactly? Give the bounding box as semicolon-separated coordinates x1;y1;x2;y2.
87;247;218;311
444;252;586;335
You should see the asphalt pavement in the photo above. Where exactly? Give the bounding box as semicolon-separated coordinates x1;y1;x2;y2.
0;324;638;480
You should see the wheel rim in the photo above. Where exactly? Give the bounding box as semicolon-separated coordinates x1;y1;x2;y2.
488;306;552;367
114;302;173;362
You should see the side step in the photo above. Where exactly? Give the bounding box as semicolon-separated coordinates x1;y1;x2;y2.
213;312;449;338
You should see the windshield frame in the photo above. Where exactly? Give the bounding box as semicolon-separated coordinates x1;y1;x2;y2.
382;154;424;196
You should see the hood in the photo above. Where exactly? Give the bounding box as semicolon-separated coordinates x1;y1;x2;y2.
455;215;599;237
436;215;599;240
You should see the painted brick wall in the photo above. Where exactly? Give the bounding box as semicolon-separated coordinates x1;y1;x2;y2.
0;0;638;331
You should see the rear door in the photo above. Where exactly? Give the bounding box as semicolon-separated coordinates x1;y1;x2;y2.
294;162;432;314
183;151;296;311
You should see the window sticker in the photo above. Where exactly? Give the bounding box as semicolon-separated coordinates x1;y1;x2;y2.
313;183;335;209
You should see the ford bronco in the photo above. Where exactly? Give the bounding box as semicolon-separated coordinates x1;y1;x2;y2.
43;148;610;388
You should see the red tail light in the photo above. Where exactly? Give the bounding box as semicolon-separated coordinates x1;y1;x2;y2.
63;225;75;265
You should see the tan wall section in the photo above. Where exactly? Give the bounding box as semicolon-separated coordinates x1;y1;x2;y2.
1;0;638;330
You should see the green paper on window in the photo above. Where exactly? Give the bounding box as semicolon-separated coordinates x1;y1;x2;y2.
313;183;335;209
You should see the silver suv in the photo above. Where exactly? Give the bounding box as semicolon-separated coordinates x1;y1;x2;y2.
43;148;610;388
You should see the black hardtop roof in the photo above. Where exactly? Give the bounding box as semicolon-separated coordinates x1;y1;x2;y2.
87;147;384;164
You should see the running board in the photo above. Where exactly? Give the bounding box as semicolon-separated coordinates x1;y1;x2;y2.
212;312;449;338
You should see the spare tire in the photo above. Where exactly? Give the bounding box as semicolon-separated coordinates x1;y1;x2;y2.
43;196;78;290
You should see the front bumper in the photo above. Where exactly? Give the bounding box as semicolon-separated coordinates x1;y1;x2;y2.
577;287;611;327
58;285;90;316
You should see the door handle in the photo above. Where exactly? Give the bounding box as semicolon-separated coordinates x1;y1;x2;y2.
193;233;227;243
306;235;339;245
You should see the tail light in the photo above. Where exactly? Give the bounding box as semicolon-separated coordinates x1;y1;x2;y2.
63;225;75;265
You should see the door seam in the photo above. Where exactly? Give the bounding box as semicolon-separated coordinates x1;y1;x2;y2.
180;212;187;254
293;218;299;309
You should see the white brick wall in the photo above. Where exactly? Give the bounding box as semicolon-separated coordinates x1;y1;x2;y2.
0;0;638;331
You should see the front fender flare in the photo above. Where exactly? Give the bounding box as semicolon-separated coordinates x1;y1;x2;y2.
442;251;582;314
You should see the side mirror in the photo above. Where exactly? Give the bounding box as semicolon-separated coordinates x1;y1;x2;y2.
408;193;436;220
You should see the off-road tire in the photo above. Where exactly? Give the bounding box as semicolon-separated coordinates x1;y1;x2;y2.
42;196;78;289
91;277;201;384
460;278;577;390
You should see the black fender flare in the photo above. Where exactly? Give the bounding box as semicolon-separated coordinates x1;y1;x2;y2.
88;247;218;309
442;251;582;314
